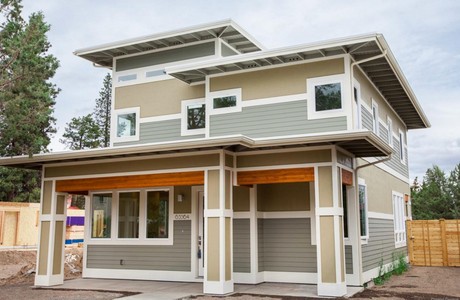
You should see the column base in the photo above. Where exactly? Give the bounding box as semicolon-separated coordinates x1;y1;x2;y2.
317;281;347;297
203;280;234;295
34;274;64;286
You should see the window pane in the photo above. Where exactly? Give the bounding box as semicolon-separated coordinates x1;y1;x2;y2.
117;113;136;137
118;192;140;238
213;96;237;109
187;104;205;130
315;83;341;111
359;185;367;237
91;193;112;238
342;184;348;238
146;191;169;239
399;133;404;161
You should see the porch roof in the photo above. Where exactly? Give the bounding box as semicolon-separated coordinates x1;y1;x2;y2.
166;33;430;130
0;131;392;170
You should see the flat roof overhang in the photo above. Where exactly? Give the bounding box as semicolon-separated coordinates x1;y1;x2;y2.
73;19;264;68
166;33;430;130
0;131;392;170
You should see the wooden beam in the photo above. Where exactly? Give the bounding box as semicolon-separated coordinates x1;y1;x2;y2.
56;171;204;193
342;169;353;186
237;168;314;186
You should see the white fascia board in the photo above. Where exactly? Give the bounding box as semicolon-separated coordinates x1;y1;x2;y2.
166;33;379;74
375;35;430;129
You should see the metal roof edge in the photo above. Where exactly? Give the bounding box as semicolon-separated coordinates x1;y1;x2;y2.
376;35;431;129
73;19;264;57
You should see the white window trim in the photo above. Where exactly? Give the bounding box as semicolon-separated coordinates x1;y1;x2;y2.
371;99;379;135
88;187;174;246
358;178;369;243
307;74;346;120
112;107;140;143
399;129;406;165
208;88;242;115
353;79;362;129
387;116;393;147
89;191;114;240
181;98;206;136
392;191;407;248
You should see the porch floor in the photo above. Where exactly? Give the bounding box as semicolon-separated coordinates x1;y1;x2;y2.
45;279;363;299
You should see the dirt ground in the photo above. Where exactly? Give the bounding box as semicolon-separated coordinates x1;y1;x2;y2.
0;248;459;300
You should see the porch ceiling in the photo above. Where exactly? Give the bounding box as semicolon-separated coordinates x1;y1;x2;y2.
167;33;429;130
0;131;392;170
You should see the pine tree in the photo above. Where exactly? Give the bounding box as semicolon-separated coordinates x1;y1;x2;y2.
60;114;101;150
93;73;112;147
0;0;59;202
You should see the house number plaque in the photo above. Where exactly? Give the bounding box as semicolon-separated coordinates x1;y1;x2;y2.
174;214;191;220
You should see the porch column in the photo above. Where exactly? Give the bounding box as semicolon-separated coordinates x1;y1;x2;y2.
35;180;67;286
315;166;347;296
203;166;233;294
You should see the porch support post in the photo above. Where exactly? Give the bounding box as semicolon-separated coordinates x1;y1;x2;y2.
203;152;233;294
315;164;347;297
35;179;67;286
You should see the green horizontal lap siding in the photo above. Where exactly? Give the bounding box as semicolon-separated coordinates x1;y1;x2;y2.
383;137;409;178
379;123;388;142
361;105;373;131
113;119;204;147
362;218;407;272
86;220;191;271
233;219;250;273
258;218;316;273
210;100;346;138
345;245;353;274
116;42;215;71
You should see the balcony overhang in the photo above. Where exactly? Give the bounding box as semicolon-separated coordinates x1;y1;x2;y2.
0;131;392;170
167;33;429;130
73;19;264;68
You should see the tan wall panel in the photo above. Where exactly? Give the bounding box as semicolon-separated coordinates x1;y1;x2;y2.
225;217;231;281
210;59;344;100
45;154;219;178
38;221;50;275
233;186;250;212
207;170;220;210
115;79;205;118
53;221;64;275
357;161;410;214
56;195;66;215
237;150;331;168
238;168;314;186
207;217;220;281
174;186;192;214
337;167;342;208
56;171;204;193
257;182;310;211
339;217;345;281
225;154;234;168
225;170;231;210
318;167;333;207
320;216;336;283
42;181;53;214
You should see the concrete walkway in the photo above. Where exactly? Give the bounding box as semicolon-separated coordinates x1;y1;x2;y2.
49;278;363;299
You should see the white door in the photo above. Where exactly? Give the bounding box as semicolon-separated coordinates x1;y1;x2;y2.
197;190;205;277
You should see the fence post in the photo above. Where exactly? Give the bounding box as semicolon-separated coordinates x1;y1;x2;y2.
440;219;448;266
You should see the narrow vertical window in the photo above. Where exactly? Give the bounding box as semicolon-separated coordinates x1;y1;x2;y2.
372;100;379;135
118;192;140;238
387;117;393;146
399;131;405;163
393;192;406;247
342;184;349;238
91;193;112;238
359;184;368;238
146;190;169;239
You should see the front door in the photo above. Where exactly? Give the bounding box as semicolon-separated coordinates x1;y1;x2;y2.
197;189;205;277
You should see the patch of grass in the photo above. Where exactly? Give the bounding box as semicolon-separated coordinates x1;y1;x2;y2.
373;252;409;285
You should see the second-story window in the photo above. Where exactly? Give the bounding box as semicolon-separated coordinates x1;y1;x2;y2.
307;74;345;120
315;83;342;111
371;99;379;135
113;108;140;143
213;95;237;109
209;88;242;115
117;113;137;137
181;98;206;136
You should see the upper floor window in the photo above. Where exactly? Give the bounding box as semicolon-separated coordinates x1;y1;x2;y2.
387;117;393;147
399;130;406;164
209;88;242;115
307;75;345;120
181;98;205;136
113;108;140;143
371;99;379;135
213;95;236;109
353;80;362;129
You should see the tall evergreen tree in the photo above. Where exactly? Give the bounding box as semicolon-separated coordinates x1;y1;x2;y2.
93;73;111;147
60;114;101;150
0;0;59;202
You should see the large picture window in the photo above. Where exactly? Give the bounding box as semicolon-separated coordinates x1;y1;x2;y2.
307;75;345;120
118;192;140;239
393;192;406;247
146;190;169;239
315;83;342;111
91;193;112;238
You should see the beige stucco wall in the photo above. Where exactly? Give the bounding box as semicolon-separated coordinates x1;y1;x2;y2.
210;58;344;100
257;182;310;211
357;160;410;214
115;79;205;118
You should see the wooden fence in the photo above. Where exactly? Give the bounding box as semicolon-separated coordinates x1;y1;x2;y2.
407;219;460;266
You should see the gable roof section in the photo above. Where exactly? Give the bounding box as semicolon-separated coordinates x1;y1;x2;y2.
74;19;264;68
166;33;430;130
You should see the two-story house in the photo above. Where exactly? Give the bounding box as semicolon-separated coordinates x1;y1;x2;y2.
0;20;429;297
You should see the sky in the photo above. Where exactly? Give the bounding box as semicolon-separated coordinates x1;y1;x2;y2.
19;0;460;181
